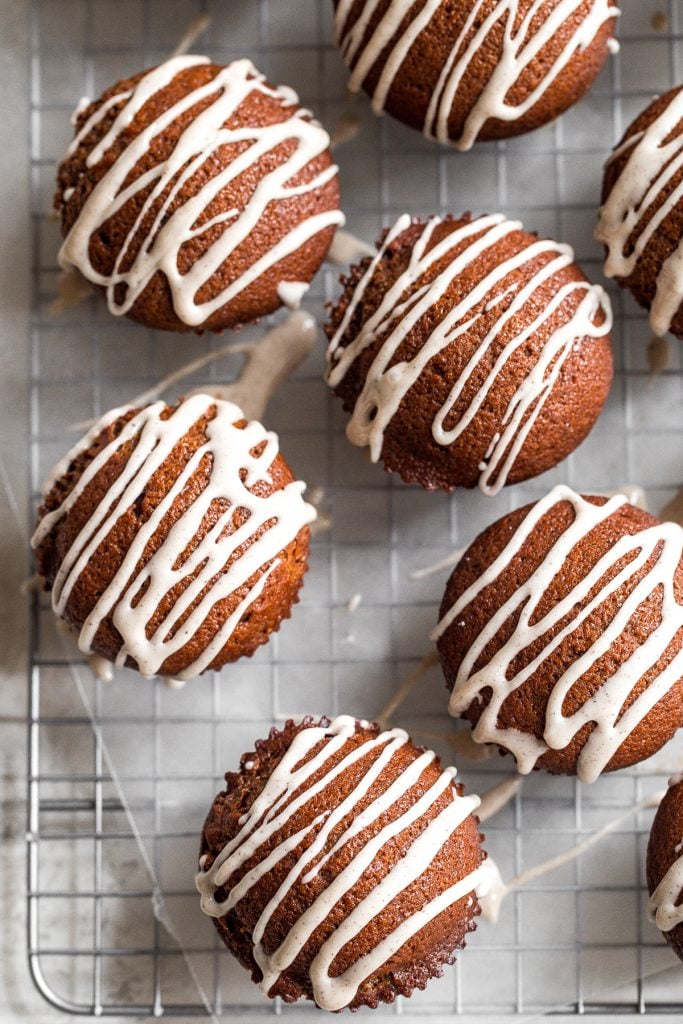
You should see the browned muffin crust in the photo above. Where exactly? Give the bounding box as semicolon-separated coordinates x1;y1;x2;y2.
437;495;683;777
647;778;683;961
334;0;618;146
325;215;613;492
199;717;486;1010
34;401;310;677
56;61;340;332
600;85;683;339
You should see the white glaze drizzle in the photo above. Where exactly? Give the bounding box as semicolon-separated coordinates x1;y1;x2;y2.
433;485;683;784
650;855;683;932
163;676;187;690
58;55;343;327
31;394;316;680
88;653;114;683
195;715;491;1012
326;214;612;496
649;776;683;933
276;280;309;310
327;228;375;266
335;0;619;150
596;87;683;337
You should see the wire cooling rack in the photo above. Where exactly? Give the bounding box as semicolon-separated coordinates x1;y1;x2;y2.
26;0;683;1018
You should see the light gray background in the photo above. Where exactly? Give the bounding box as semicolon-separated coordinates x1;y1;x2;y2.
2;1;682;1022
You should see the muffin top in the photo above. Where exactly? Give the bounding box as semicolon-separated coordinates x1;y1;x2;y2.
597;85;683;338
326;213;612;493
334;0;619;148
32;395;315;679
56;55;343;331
435;485;683;782
197;715;490;1011
648;774;683;959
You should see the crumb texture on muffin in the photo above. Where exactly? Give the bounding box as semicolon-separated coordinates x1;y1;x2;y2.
647;775;683;960
334;0;619;149
597;85;683;338
56;55;343;331
197;715;490;1011
31;395;315;679
326;213;613;494
435;485;683;782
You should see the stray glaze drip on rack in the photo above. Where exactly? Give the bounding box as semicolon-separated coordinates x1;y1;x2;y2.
88;653;113;683
649;775;683;934
375;649;440;728
31;395;316;680
433;485;683;784
335;0;619;150
58;55;343;327
410;548;467;581
196;715;492;1012
186;310;317;421
477;777;521;823
597;87;683;337
69;310;317;434
483;788;667;923
326;214;612;496
327;228;375;266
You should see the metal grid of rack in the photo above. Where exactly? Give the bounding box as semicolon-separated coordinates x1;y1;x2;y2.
26;0;683;1017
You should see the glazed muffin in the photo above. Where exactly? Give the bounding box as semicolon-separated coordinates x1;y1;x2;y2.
333;0;619;150
31;395;315;680
434;486;683;783
325;214;613;494
55;55;343;332
647;774;683;961
597;85;683;339
196;715;490;1011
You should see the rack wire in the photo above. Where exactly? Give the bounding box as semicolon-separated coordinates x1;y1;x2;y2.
26;0;683;1017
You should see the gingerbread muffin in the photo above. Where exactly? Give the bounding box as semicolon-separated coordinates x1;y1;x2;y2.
325;214;613;494
434;486;683;783
647;774;683;961
196;715;490;1011
31;395;315;680
333;0;619;150
55;55;343;332
597;85;683;339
